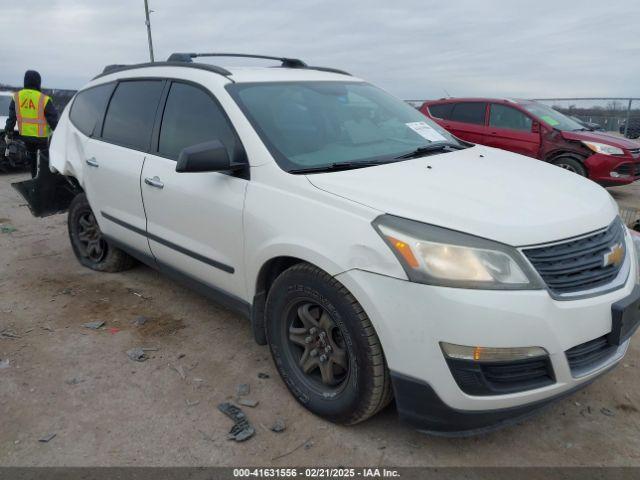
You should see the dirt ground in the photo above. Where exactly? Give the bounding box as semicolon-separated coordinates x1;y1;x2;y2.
0;171;639;467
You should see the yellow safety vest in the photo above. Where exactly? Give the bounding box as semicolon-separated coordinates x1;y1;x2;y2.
14;89;52;138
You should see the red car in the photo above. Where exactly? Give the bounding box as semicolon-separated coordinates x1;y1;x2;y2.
420;98;640;186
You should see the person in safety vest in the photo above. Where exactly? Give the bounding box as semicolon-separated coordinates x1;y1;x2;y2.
4;70;59;178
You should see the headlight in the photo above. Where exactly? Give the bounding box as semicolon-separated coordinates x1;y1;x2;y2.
373;215;543;289
582;141;624;156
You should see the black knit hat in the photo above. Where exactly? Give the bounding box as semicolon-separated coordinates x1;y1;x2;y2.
24;70;42;90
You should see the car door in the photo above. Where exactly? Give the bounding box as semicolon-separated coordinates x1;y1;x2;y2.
440;102;488;144
485;103;541;158
83;79;165;258
141;80;249;300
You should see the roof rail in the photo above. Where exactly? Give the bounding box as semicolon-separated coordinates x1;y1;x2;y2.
167;52;352;76
93;61;232;80
168;52;308;68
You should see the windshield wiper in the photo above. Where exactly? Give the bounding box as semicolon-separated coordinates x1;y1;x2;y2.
288;160;386;174
394;143;465;160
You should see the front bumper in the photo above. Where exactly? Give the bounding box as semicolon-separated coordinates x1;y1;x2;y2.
335;254;638;434
585;153;640;186
389;364;621;436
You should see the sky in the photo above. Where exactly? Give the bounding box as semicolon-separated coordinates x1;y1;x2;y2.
1;0;639;100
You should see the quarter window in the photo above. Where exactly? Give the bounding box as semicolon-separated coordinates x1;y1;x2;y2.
450;102;486;125
428;103;454;120
69;83;115;137
158;82;240;161
102;80;164;150
490;104;533;131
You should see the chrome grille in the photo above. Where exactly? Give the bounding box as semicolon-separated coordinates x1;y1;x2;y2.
523;219;626;295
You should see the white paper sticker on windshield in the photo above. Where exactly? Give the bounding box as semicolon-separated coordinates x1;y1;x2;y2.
406;122;447;142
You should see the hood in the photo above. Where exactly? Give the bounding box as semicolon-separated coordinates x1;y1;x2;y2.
561;129;639;150
307;146;618;246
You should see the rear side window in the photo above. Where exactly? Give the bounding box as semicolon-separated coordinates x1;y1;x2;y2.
428;103;453;119
69;83;114;137
158;82;240;161
102;80;164;151
490;104;532;131
450;102;486;125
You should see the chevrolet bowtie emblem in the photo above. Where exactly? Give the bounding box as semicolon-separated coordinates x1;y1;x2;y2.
603;243;625;268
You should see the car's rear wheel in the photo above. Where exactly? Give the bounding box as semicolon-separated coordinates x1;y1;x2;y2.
68;193;135;272
265;263;392;425
553;157;587;177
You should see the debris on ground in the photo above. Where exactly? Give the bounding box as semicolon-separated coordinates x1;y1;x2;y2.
0;224;17;234
0;329;20;339
127;289;151;300
65;377;84;385
82;321;105;330
237;383;250;396
238;398;259;408
170;364;186;380
580;406;592;417
270;419;286;433
304;440;314;450
133;316;148;327
186;399;200;407
127;348;148;362
38;433;56;443
0;359;9;369
108;327;121;335
272;437;313;461
41;324;54;332
600;407;616;417
218;402;255;442
257;372;270;379
60;288;73;295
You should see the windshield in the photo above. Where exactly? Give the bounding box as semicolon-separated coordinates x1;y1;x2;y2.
522;102;584;131
0;95;11;116
227;82;463;172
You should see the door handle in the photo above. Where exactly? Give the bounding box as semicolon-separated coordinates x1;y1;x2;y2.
144;176;164;189
85;157;99;168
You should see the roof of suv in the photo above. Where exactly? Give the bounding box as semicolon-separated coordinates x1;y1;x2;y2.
423;97;535;106
94;53;359;84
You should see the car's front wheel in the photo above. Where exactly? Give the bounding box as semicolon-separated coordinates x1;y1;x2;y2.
265;263;392;425
68;193;135;272
553;156;587;177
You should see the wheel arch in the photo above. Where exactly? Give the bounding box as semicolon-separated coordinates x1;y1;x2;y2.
250;254;336;345
545;149;587;164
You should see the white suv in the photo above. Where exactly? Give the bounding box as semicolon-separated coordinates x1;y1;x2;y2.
35;53;640;435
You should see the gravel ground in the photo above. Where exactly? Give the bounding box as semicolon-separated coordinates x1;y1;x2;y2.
0;171;639;467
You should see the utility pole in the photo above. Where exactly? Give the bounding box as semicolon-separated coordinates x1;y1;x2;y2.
143;0;155;62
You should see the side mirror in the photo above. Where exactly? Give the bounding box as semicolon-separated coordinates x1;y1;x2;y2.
175;140;243;173
531;121;541;134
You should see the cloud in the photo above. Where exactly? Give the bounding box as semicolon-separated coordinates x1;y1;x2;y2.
1;0;637;100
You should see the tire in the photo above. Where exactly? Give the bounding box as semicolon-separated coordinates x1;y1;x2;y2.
265;263;392;425
553;156;587;177
67;193;135;272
